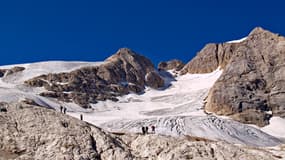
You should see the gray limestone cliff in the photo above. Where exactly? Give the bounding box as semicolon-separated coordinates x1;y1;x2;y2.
182;27;285;126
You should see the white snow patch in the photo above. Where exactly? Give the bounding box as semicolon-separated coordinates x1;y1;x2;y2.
226;37;247;43
261;117;285;139
0;61;103;84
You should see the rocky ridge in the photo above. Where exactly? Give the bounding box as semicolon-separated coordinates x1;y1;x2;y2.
181;27;285;126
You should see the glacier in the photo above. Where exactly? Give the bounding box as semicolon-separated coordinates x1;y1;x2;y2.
0;61;284;147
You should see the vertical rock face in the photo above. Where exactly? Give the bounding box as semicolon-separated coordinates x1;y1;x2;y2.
180;42;237;74
182;27;285;126
25;48;164;107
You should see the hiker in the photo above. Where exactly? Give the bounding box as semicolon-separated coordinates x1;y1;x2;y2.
80;114;83;121
142;126;146;134
60;106;63;113
151;125;155;133
0;107;7;112
63;107;67;114
145;126;149;134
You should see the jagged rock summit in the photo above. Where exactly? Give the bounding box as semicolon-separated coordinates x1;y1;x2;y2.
25;48;164;108
182;27;285;126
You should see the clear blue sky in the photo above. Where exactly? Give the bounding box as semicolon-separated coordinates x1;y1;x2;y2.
0;0;284;66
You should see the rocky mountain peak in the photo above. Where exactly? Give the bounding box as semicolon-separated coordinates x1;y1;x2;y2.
180;27;282;75
104;48;155;75
180;27;285;126
249;27;272;36
247;27;283;44
116;47;135;56
106;48;136;61
25;48;164;108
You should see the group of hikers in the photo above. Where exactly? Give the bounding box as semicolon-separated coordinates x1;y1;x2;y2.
59;105;84;121
59;105;157;133
59;106;67;114
142;125;155;134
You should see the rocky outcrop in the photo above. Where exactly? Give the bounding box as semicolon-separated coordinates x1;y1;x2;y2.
0;102;133;160
25;48;164;108
158;59;185;71
0;66;25;78
145;71;165;88
0;102;278;160
183;27;285;126
0;69;6;78
6;66;25;76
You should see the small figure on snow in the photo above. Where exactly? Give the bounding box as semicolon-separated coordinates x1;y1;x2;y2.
142;126;146;134
60;106;63;113
63;107;67;114
145;126;149;134
151;125;155;133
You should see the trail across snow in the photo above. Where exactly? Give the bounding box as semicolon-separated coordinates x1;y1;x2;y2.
0;61;284;147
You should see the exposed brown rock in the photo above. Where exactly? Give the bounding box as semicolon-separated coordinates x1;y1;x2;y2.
145;71;165;88
0;69;7;78
158;59;185;71
6;66;25;76
0;66;25;78
21;98;41;106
